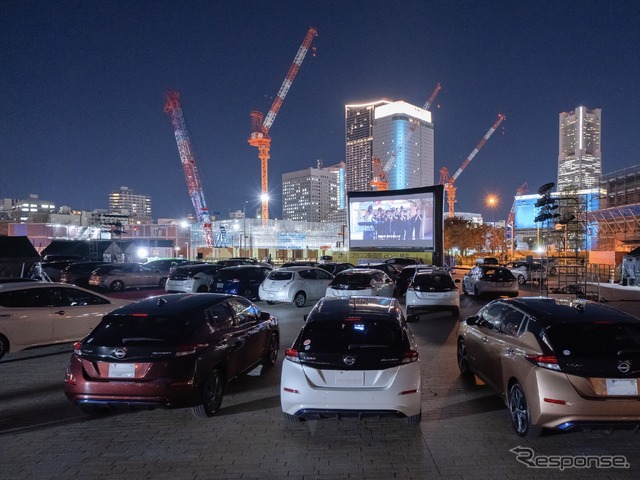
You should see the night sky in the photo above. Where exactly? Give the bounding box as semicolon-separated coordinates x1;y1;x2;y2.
2;1;639;222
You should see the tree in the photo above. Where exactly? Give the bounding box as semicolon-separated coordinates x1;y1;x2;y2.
444;217;486;257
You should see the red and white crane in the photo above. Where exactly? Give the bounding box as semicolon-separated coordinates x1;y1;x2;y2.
371;83;441;191
249;27;317;223
164;90;215;247
439;113;506;218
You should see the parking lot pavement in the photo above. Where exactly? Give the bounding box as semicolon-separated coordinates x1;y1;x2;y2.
2;295;640;479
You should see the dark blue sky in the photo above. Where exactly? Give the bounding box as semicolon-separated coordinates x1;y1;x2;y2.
2;1;639;221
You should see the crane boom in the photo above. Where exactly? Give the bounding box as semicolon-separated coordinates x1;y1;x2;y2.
440;113;506;218
249;27;317;223
164;90;215;247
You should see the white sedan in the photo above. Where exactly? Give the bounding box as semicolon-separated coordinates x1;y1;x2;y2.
0;281;131;359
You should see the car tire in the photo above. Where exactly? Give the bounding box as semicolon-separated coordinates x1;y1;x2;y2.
262;332;279;368
196;285;208;293
242;288;253;300
293;291;307;308
549;267;557;276
110;280;125;292
508;382;543;438
0;334;9;359
159;277;167;288
405;411;422;424
283;413;302;424
517;275;526;285
192;369;225;418
456;338;472;376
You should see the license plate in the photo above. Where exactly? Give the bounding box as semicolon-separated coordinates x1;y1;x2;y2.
335;370;364;386
109;363;135;378
606;378;638;396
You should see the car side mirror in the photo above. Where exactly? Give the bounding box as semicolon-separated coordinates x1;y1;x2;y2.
465;315;479;326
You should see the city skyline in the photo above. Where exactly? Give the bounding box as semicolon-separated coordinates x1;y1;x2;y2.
2;1;639;222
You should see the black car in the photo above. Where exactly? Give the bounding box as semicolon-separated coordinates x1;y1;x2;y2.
59;261;107;287
65;293;279;417
209;265;273;300
382;258;418;269
317;262;356;275
356;263;401;282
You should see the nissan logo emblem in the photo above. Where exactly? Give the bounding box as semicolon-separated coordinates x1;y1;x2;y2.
114;348;127;359
618;361;631;374
343;355;356;366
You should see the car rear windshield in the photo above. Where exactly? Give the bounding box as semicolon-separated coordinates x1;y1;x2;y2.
332;273;371;286
215;269;245;281
413;274;456;290
300;318;404;353
267;271;294;281
481;268;514;281
546;321;640;358
89;314;203;344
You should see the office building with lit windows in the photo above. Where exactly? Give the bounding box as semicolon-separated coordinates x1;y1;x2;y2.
373;100;434;189
282;163;342;222
558;106;602;191
108;186;152;224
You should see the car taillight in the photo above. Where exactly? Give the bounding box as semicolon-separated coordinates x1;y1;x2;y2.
402;350;419;363
525;354;561;371
175;343;209;357
285;348;301;363
73;341;83;356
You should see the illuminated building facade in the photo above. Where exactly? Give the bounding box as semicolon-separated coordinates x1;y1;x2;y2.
108;186;152;224
282;163;341;222
373;101;434;189
558;107;602;191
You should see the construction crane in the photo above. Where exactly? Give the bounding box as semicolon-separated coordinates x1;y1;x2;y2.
507;182;529;228
370;83;441;191
164;90;215;247
249;27;317;223
439;113;506;218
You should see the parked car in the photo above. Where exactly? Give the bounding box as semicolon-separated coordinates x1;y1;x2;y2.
381;257;418;269
165;263;224;293
60;261;107;287
395;264;444;297
215;258;261;268
209;265;273;301
475;257;500;265
88;263;169;291
457;297;640;437
259;266;334;307
41;260;78;282
504;261;547;285
533;257;558;275
0;282;130;359
325;268;396;298
280;261;319;268
281;296;421;424
64;293;279;417
355;263;401;282
316;262;356;275
461;265;519;298
405;270;460;319
144;258;191;273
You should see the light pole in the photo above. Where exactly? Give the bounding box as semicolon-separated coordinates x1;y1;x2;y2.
243;201;248;257
486;195;498;256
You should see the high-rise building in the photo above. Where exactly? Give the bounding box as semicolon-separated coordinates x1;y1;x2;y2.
558;107;602;191
282;163;341;222
345;100;390;193
373;101;434;189
108;186;152;224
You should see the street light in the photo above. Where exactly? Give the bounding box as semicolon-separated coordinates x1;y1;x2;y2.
486;195;498;256
243;201;248;257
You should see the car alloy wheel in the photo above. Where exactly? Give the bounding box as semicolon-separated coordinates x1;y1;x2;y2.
508;382;543;438
517;275;526;285
262;332;279;367
110;280;125;291
192;369;225;418
293;291;307;308
242;288;253;300
456;339;471;375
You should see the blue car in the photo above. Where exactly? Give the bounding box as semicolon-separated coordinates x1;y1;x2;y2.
209;265;273;301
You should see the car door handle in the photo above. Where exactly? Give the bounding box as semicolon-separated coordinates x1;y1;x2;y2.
506;347;515;354
482;336;489;343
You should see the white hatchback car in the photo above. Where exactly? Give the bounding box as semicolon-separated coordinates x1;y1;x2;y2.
405;270;460;319
281;296;421;424
165;263;222;293
0;282;130;359
259;266;334;307
325;268;395;298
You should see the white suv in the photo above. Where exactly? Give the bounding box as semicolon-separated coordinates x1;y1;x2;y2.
259;266;334;307
406;270;460;319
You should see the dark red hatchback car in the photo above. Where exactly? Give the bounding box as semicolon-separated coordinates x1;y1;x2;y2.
64;293;279;417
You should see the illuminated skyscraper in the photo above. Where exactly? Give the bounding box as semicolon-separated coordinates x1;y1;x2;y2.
373;101;434;189
345;99;434;193
558;107;602;191
282;162;341;222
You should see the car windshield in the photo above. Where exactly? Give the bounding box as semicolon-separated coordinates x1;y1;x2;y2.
89;314;202;344
301;319;403;353
332;273;372;286
546;321;640;358
267;271;294;281
413;274;455;290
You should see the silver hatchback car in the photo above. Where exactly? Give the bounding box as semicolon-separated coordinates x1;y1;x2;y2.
462;265;518;298
259;266;334;307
